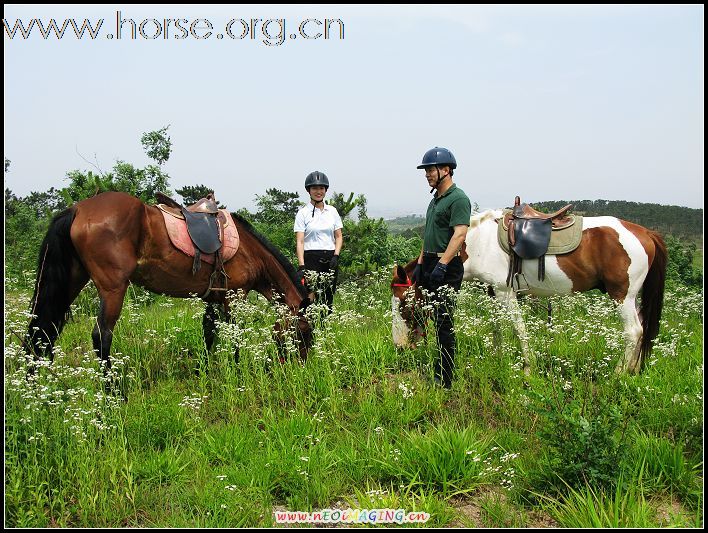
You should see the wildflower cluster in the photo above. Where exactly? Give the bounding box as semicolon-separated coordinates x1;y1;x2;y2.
179;393;208;414
398;381;415;400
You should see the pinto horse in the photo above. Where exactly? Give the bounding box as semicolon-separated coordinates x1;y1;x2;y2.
391;210;667;374
23;191;313;382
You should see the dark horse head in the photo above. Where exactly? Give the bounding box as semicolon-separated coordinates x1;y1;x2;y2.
390;261;427;349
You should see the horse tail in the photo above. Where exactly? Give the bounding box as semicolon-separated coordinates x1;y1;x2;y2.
25;207;78;358
638;230;667;370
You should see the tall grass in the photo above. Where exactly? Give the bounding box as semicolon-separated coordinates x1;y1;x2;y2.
4;270;703;527
540;479;657;527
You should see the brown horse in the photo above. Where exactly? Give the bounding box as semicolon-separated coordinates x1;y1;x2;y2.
23;191;313;383
391;209;667;374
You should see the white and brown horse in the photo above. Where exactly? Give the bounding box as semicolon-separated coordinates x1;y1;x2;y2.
391;210;667;374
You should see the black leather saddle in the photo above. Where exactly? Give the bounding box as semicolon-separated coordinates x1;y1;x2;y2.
156;192;223;273
505;196;573;287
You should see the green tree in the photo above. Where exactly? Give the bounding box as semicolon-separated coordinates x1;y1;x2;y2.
59;127;174;205
5;187;18;217
253;188;301;225
328;191;365;220
335;193;421;276
665;235;702;288
5;196;51;282
176;184;225;207
141;126;172;166
16;188;66;218
111;162;170;203
61;170;112;203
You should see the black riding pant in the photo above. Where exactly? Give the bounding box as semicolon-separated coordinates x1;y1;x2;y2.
420;255;464;388
304;249;338;315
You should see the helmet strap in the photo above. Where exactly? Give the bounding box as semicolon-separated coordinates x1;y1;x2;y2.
430;166;448;194
310;194;325;216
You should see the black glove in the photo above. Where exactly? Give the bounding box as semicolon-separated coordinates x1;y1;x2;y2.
329;254;339;270
430;261;448;284
410;263;422;284
296;264;306;285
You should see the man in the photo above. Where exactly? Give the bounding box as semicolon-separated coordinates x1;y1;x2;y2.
411;147;471;388
294;171;343;316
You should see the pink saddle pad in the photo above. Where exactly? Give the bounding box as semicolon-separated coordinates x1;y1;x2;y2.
161;209;239;264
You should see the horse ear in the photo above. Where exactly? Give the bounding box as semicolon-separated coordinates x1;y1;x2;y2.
459;242;469;264
395;265;407;282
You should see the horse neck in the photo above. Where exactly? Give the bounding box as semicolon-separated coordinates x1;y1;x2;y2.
260;252;303;309
468;210;499;247
465;210;509;283
237;227;303;310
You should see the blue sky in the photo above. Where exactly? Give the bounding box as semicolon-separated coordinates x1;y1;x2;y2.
4;5;704;217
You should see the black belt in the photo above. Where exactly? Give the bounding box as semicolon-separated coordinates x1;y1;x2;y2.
423;251;460;258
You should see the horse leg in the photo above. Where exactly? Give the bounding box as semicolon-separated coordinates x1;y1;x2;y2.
91;284;129;393
486;285;505;350
85;255;135;391
616;297;643;374
202;303;219;352
220;299;240;366
196;303;216;374
495;288;532;375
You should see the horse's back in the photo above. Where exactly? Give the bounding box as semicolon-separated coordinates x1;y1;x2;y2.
74;191;144;210
549;216;658;296
580;215;659;265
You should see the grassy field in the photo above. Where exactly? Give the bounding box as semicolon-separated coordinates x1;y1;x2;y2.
4;269;703;527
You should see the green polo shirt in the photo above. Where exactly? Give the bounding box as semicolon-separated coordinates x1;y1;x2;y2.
423;184;471;253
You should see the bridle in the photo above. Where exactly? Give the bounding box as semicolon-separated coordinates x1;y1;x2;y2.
390;277;426;338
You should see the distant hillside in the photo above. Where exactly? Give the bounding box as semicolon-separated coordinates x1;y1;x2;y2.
530;200;702;243
385;200;703;243
385;214;425;235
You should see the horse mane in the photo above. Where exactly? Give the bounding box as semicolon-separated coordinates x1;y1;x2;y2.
229;213;308;299
469;209;502;228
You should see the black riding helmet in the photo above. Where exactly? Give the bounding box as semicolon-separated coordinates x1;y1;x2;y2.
305;171;329;190
418;147;456;193
417;147;457;169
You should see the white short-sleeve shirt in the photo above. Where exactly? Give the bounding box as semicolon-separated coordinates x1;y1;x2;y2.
293;203;343;251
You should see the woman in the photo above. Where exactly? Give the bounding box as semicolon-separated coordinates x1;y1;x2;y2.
293;171;343;315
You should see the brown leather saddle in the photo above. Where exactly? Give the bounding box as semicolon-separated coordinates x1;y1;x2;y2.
156;191;230;295
504;196;573;287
